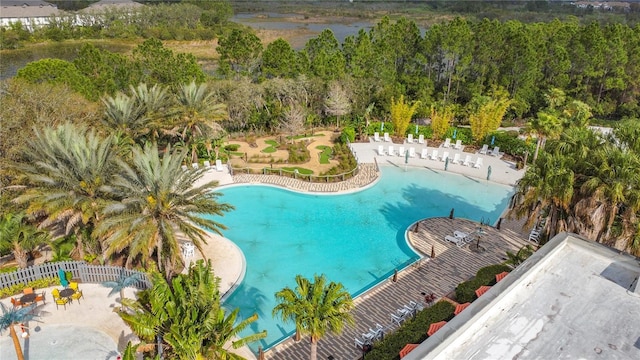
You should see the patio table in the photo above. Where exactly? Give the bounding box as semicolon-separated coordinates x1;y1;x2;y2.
59;288;75;299
20;293;36;305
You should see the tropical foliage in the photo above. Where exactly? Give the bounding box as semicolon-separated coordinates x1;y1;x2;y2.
118;260;266;360
273;274;354;360
389;95;420;137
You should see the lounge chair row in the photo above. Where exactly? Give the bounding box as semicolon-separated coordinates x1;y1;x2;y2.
181;159;225;172
374;132;426;144
479;144;502;157
377;146;484;168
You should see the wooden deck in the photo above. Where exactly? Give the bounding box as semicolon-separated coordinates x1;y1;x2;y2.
264;217;530;359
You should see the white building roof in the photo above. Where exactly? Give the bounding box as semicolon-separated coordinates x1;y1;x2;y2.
406;233;640;360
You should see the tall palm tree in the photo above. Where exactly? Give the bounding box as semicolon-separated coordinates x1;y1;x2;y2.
0;303;37;360
12;123;117;258
118;260;266;359
174;81;228;164
0;212;49;268
96;143;233;279
273;274;355;360
510;152;575;240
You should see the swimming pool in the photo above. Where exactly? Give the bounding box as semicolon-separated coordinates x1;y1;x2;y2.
206;166;514;351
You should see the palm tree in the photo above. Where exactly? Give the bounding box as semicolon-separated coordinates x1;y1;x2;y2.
129;83;176;145
0;213;49;268
12;123;117;259
0;303;37;360
118;260;266;359
510;152;575;240
102;272;143;311
174;81;228;165
273;274;355;360
504;245;534;268
102;92;145;144
96;143;233;279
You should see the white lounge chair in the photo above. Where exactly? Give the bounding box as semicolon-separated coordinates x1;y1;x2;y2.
215;159;224;172
452;153;460;164
445;235;465;247
462;155;472;166
384;132;391;142
473;157;483;168
418;134;425;144
479;144;489;154
181;165;188;171
373;132;380;142
378;145;385;156
454;139;462;150
391;313;404;326
409;147;416;157
454;231;469;240
355;337;367;349
192;163;199;169
420;149;429;159
398;146;405;157
443;138;451;148
407;134;414;143
441;151;449;162
490;146;500;157
203;160;211;168
430;150;438;160
388;145;395;156
529;230;540;243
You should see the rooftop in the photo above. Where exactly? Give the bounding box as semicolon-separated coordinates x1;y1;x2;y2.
407;233;640;360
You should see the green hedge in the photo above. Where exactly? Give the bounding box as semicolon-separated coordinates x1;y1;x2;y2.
340;126;356;143
364;301;455;360
484;131;535;159
455;264;511;303
0;277;60;299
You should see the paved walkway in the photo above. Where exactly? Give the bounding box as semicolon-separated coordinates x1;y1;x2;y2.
265;218;530;360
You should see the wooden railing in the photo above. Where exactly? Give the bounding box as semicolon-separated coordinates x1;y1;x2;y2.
0;261;151;290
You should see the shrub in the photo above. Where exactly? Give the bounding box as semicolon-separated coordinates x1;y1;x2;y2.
364;301;455;360
287;141;310;164
455;264;511;303
340;126;355;143
445;127;473;145
224;144;240;152
485;131;535;158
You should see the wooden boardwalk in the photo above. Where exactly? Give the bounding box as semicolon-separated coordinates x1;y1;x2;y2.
264;217;530;359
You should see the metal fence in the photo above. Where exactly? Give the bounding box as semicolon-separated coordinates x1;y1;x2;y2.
0;261;151;290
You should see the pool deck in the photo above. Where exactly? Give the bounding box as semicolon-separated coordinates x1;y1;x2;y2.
192;139;531;359
263;217;531;360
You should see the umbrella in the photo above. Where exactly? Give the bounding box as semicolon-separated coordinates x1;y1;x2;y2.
444;157;449;171
415;124;419;134
452;128;457;139
380;121;384;131
431;245;435;258
487;165;492;180
58;268;68;288
392;269;398;282
491;135;495;145
404;149;409;171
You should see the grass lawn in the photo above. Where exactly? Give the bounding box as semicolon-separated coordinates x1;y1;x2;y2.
316;145;332;164
263;140;279;153
281;167;314;175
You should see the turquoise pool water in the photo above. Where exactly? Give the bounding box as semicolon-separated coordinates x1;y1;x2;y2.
206;166;513;351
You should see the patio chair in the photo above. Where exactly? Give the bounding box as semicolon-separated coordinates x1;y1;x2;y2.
355;337;367;349
490;146;501;157
23;287;34;295
443;138;451;148
35;292;46;305
462;155;472;166
398;147;406;157
374;132;380;142
203;160;211;168
407;134;414;143
418;134;425;144
215;159;224;172
54;296;69;310
71;289;84;304
384;132;391;142
181;165;188;171
192;162;199;169
473;157;483;169
10;297;22;308
479;144;489;154
429;150;438;161
420;148;429;159
391;313;405;326
454;139;462;149
388;146;395;156
440;152;449;163
52;288;62;300
452;153;460;164
378;145;385;156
